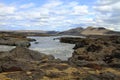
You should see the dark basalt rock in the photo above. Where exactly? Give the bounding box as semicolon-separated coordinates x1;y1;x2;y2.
1;66;22;72
60;37;85;44
68;36;120;69
86;44;102;52
34;42;39;44
27;38;36;42
73;40;88;49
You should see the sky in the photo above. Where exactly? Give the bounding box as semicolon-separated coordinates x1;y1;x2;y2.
0;0;120;31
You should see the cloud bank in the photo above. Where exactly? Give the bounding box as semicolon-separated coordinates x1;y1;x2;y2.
0;0;120;31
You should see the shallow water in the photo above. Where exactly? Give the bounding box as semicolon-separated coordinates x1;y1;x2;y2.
0;35;82;60
29;36;76;60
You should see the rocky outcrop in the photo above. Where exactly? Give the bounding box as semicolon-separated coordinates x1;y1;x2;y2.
0;36;120;79
0;36;36;47
0;47;55;73
60;37;86;44
67;36;120;69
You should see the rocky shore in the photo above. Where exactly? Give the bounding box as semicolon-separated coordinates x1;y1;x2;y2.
0;47;120;80
60;36;120;67
0;34;120;80
61;35;120;79
0;33;36;47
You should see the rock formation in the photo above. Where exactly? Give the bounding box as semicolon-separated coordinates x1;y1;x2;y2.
62;36;120;69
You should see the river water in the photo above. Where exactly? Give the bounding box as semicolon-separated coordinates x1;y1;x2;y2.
29;36;75;60
0;35;82;60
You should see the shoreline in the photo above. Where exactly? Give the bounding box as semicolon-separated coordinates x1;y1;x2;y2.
0;32;120;80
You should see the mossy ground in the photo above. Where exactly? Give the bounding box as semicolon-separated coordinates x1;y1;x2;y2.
0;66;120;80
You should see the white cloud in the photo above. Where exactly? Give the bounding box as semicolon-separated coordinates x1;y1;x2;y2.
97;0;120;5
93;0;120;31
0;4;16;15
72;5;88;15
93;5;112;12
0;0;119;31
0;0;93;31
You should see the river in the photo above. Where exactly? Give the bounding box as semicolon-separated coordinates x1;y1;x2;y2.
29;36;75;60
0;36;81;60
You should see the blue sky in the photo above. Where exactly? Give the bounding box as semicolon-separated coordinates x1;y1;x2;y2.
0;0;120;31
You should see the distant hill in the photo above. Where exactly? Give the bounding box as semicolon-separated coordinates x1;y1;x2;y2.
0;30;59;36
58;27;84;35
46;31;59;34
58;26;120;36
0;27;119;36
81;27;120;36
0;30;49;36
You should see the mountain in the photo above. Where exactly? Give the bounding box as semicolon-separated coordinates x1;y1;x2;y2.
58;26;120;36
0;27;119;36
58;27;84;35
81;27;120;35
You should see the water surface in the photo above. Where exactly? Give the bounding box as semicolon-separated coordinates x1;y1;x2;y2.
29;36;75;60
0;35;82;60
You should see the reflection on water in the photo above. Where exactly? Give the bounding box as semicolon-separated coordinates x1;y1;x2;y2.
29;36;75;60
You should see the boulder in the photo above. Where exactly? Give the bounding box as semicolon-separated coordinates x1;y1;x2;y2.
0;47;56;72
86;44;102;52
8;47;55;61
73;40;88;49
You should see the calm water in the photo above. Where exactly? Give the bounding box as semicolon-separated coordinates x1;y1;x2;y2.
29;36;75;60
0;35;82;60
